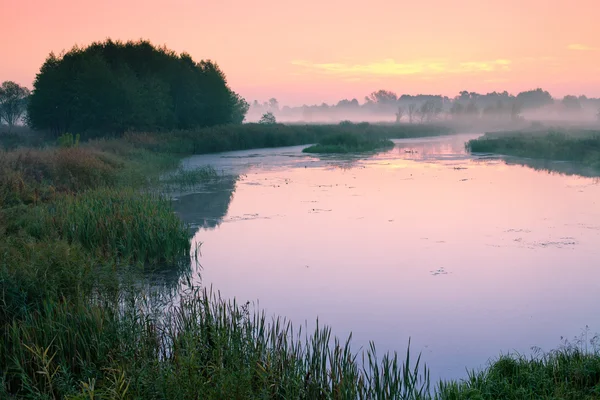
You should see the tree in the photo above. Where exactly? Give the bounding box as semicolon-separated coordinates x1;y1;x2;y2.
259;111;276;124
231;93;250;124
368;90;398;105
450;102;465;119
511;102;522;122
516;88;553;110
0;81;30;130
407;103;417;123
562;95;582;111
27;39;247;137
465;102;479;118
395;106;405;123
268;98;279;112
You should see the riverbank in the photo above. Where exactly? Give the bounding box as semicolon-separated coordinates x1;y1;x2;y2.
466;129;600;168
1;125;599;398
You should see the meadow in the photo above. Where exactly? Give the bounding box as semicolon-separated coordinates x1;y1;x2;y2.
1;123;600;398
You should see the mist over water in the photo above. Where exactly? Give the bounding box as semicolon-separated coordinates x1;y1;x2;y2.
172;134;600;381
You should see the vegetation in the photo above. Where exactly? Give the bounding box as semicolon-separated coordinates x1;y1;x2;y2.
0;81;30;130
27;39;248;137
467;129;600;168
2;126;600;398
303;132;395;154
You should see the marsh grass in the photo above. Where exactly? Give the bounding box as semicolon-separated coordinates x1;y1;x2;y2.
1;282;434;399
7;189;190;265
303;132;395;154
3;124;600;398
467;129;600;169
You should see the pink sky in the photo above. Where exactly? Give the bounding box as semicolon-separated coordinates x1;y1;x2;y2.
2;0;600;105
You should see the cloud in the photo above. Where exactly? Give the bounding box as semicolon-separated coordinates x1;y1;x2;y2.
567;44;598;51
291;59;511;77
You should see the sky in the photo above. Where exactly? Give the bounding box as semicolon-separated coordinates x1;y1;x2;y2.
2;0;600;105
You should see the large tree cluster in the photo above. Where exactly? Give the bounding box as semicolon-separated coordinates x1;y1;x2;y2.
27;40;248;137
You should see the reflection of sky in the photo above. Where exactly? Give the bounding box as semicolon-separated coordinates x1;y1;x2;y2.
180;135;600;381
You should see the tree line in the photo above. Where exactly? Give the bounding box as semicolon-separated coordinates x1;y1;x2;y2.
248;89;600;123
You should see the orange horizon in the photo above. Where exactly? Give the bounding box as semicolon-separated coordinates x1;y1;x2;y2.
2;0;600;105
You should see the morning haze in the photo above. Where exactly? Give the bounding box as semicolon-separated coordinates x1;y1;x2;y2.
1;0;600;398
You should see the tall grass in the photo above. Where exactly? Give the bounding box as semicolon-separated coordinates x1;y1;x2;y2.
6;189;190;265
467;129;600;168
1;282;433;399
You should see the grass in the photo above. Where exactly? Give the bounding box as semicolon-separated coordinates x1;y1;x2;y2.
302;132;395;154
2;123;599;398
466;129;600;169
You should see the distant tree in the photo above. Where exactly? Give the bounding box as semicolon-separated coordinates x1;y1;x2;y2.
511;103;522;122
597;108;600;122
268;98;280;112
368;90;398;105
465;102;479;118
0;81;30;131
450;102;465;119
417;99;442;122
516;88;553;110
395;106;405;123
259;111;277;124
562;95;582;111
336;99;360;108
407;103;417;123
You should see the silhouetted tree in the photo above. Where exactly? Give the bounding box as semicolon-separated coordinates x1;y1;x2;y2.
259;112;276;124
450;102;465;119
465;102;479;119
562;95;582;111
407;103;417;123
516;88;553;110
0;81;30;131
27;40;247;137
511;103;522;122
231;93;250;124
368;90;398;105
268;98;280;112
395;106;405;123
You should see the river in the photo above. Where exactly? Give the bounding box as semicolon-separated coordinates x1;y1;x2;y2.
172;133;600;381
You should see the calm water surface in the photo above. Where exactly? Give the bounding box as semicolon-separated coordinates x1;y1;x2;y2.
173;134;600;380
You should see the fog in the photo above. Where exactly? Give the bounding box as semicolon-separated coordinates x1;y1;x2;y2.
246;89;600;130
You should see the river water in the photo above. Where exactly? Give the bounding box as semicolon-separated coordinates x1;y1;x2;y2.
173;133;600;381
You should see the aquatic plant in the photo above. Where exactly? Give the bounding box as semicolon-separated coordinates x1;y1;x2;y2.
303;132;395;154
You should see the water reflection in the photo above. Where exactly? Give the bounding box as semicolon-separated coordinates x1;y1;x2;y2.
175;134;600;382
502;157;600;179
172;177;238;231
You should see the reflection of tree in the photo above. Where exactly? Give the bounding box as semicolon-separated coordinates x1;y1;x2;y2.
172;176;238;231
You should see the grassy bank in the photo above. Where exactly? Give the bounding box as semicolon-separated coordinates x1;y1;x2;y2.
302;133;395;154
466;129;600;168
2;124;599;398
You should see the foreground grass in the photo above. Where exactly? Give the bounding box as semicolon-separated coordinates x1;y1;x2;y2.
466;129;600;168
303;133;395;154
1;124;599;398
